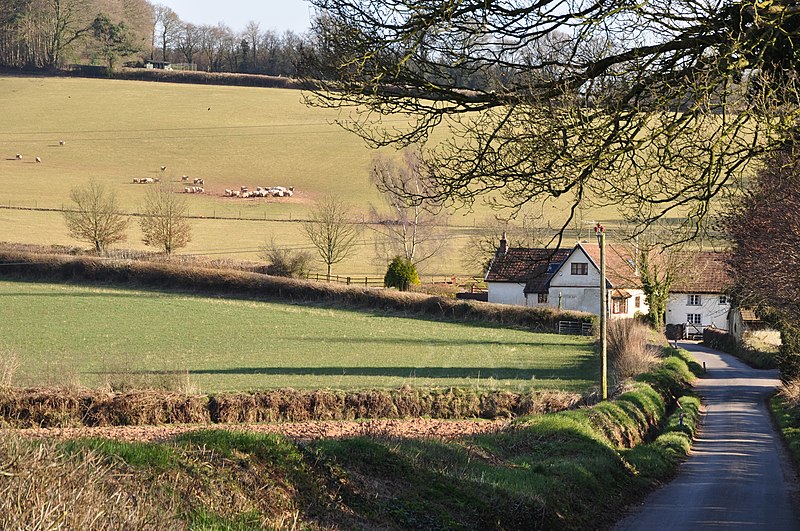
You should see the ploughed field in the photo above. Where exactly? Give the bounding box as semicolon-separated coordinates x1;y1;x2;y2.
0;280;596;393
0;75;622;275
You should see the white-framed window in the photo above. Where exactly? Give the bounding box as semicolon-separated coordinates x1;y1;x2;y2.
688;294;702;306
571;262;588;275
612;298;629;314
719;295;728;304
538;293;548;303
687;313;702;324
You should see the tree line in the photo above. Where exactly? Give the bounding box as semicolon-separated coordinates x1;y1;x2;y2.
0;0;310;76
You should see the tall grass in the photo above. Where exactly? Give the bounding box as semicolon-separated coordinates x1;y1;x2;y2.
0;348;18;389
607;319;659;382
0;435;181;529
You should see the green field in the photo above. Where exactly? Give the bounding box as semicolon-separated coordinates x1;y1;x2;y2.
0;74;623;275
0;280;596;393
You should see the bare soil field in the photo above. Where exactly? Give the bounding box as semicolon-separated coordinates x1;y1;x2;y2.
8;417;509;443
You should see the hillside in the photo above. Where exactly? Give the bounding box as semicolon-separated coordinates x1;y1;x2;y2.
0;74;626;275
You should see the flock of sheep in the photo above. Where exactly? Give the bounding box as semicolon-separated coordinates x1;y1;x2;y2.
10;144;295;201
224;186;294;198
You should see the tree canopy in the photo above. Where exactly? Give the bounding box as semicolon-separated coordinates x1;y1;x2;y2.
301;0;800;242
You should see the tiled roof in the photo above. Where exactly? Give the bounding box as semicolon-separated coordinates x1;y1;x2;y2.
485;248;572;293
670;251;732;293
576;242;640;288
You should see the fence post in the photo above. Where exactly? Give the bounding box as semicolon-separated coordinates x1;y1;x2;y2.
365;277;368;286
347;276;351;285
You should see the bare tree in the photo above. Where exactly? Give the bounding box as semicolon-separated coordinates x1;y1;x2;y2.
151;3;178;61
63;180;128;254
728;144;800;381
369;147;446;268
301;0;800;244
461;211;549;276
303;195;361;280
139;183;191;255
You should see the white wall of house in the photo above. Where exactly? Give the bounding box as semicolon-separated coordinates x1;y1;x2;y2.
666;292;730;330
549;247;605;315
487;282;527;306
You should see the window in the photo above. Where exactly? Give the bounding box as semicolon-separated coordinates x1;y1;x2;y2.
634;296;641;309
719;295;728;304
612;298;628;314
571;262;588;275
688;294;702;306
538;293;548;303
687;314;702;324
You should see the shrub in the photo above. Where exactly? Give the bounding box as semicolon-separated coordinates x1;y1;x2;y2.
384;256;420;291
258;240;313;278
607;319;659;381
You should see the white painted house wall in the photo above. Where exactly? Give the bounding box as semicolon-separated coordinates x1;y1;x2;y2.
548;247;604;314
666;293;730;330
487;282;528;306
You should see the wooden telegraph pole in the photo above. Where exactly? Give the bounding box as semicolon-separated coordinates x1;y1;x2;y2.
595;222;608;401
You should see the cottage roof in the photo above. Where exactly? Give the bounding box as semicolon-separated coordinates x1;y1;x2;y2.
575;242;640;288
484;247;572;293
670;251;732;293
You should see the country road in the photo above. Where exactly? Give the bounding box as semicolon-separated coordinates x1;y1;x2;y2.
614;342;800;530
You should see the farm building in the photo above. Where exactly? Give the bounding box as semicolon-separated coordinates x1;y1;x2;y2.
485;235;732;335
485;235;647;318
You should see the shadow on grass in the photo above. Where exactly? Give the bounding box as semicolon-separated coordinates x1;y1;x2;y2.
92;362;597;381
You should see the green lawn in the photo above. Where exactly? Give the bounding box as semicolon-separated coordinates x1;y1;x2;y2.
0;280;596;393
0;74;625;275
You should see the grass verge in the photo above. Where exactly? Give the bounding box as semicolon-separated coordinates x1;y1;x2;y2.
770;396;800;468
2;348;702;529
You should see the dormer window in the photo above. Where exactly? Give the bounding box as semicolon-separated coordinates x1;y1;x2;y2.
571;263;588;275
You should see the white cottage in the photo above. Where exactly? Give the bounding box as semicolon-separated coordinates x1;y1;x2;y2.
484;236;647;318
485;236;731;331
665;251;732;337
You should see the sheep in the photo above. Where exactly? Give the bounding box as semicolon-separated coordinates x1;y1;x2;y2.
160;166;167;172
58;140;65;146
35;156;42;163
132;178;142;184
181;175;189;182
193;178;204;185
15;154;22;160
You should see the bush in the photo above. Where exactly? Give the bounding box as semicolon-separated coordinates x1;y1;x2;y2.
258;240;313;278
384;256;420;291
607;319;659;380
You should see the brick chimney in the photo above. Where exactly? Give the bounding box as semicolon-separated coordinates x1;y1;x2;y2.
497;231;508;257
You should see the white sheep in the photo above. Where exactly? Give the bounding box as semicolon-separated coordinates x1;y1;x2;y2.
15;154;22;160
160;166;167;172
35;156;41;163
58;140;65;146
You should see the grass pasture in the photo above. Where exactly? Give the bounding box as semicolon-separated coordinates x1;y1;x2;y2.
0;280;596;393
0;74;625;274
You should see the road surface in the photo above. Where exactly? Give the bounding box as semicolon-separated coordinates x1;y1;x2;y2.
614;342;800;530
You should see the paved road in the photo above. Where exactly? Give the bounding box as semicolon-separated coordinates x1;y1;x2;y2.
614;342;800;530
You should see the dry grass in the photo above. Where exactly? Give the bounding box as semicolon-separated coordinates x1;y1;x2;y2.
607;319;660;382
779;378;800;407
0;348;19;389
0;435;181;530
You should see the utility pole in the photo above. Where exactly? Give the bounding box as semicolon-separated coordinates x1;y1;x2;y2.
595;222;608;401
